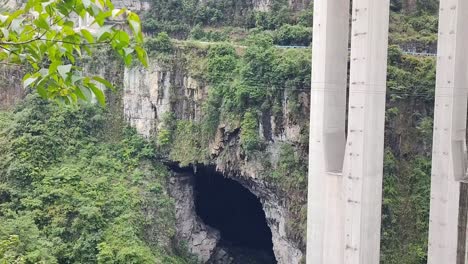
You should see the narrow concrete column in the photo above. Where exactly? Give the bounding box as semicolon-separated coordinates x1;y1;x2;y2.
428;0;468;263
343;0;390;263
307;0;350;263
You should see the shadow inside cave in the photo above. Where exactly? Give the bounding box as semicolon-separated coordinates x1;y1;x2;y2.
193;166;277;264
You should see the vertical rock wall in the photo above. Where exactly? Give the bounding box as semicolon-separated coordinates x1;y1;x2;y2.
123;59;305;263
169;172;220;262
0;65;26;110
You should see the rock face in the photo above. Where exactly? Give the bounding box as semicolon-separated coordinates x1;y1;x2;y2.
123;55;306;263
288;0;311;11
123;63;206;137
233;0;311;11
114;0;150;11
0;65;26;110
252;0;272;11
402;0;417;13
169;172;220;263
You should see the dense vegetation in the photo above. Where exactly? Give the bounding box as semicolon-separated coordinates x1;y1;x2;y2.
149;39;437;264
1;0;443;263
379;4;439;259
153;34;310;163
381;46;436;264
142;0;313;46
389;0;439;52
147;34;310;251
0;96;195;263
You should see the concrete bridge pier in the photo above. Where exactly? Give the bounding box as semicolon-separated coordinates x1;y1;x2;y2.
343;0;390;263
307;0;350;262
307;0;390;263
428;0;468;263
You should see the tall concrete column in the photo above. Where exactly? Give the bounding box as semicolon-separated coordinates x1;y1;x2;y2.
307;0;390;263
428;0;468;263
343;0;390;263
307;0;350;263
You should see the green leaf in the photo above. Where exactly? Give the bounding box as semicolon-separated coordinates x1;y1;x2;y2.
37;85;48;98
89;83;106;106
127;12;141;42
113;30;130;48
57;64;72;79
74;85;87;100
111;8;125;18
96;25;112;41
106;0;115;9
34;15;50;30
80;29;95;43
124;54;132;66
49;60;61;74
135;46;148;67
23;75;38;88
122;47;134;66
0;0;146;104
92;76;114;91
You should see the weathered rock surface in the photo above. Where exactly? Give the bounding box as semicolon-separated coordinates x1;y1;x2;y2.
288;0;311;11
0;65;25;110
169;172;220;262
123;59;305;263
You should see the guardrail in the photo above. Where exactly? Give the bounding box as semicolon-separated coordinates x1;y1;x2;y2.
278;45;437;57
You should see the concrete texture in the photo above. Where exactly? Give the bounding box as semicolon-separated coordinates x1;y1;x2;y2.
307;0;390;263
343;0;390;263
427;0;468;263
307;0;350;263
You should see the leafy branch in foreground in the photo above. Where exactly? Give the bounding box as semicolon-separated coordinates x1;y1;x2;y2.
0;0;148;105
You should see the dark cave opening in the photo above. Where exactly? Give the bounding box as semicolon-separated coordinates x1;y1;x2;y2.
193;166;277;263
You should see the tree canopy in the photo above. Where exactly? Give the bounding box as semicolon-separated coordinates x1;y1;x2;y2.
0;0;147;105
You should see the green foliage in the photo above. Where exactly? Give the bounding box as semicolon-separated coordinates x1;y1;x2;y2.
390;0;438;14
145;32;174;56
416;0;439;14
240;111;262;153
273;24;311;46
198;39;310;148
390;0;403;12
96;219;157;264
296;8;313;27
169;120;207;167
0;0;147;104
388;45;404;65
387;53;435;102
189;25;228;42
206;44;239;84
142;0;306;37
269;143;307;248
157;112;176;153
0;95;191;263
381;151;431;264
381;37;437;262
271;144;305;184
142;0;254;36
389;12;438;51
253;11;287;30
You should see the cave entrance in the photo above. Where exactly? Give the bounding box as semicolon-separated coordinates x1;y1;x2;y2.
194;166;277;264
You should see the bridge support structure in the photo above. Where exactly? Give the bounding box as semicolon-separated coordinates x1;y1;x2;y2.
307;0;390;263
428;0;468;263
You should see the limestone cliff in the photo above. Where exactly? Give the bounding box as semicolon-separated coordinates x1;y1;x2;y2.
123;45;308;263
0;65;25;110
